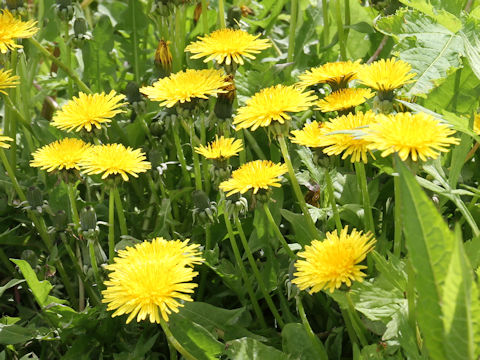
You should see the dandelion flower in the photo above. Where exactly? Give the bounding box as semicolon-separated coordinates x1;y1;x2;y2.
195;136;243;160
79;143;151;181
290;121;326;148
293;227;375;293
30;138;91;172
318;111;377;163
0;132;13;149
185;28;271;65
365;112;459;161
102;237;203;323
219;160;287;196
357;58;416;92
51;91;127;132
298;60;362;89
315;88;374;113
140;69;229;108
0;10;38;53
233;85;317;131
0;69;19;95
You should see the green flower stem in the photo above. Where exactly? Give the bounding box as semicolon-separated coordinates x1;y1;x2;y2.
113;186;128;236
340;306;359;347
321;0;329;47
200;115;211;195
3;95;32;133
197;224;211;301
88;239;102;289
345;292;368;346
355;162;374;234
201;0;209;34
181;118;202;144
76;243;85;311
277;135;318;238
55;259;77;307
244;130;266;160
67;183;81;230
189;122;203;191
393;174;402;257
218;0;226;28
8;50;18;170
173;5;187;72
238;130;246;164
234;216;285;328
335;0;346;60
325;170;343;234
173;121;192;187
129;0;140;83
108;187;116;263
296;296;329;360
64;21;73;97
223;212;267;328
287;0;298;63
29;38;92;94
344;0;351;43
160;319;198;360
263;202;296;260
60;233;101;306
0;149;52;249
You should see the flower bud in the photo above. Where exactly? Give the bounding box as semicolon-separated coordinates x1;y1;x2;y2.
154;40;173;77
80;206;97;232
55;0;74;21
214;75;236;119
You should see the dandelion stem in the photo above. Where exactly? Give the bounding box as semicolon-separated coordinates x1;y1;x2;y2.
235;215;286;328
277;135;318;239
129;0;141;83
29;38;92;94
244;130;266;160
296;296;329;360
335;0;346;60
201;0;209;34
218;0;226;29
263;202;296;260
223;212;267;328
321;0;329;47
160;319;198;360
393;173;402;257
287;0;298;63
64;20;73;97
189;122;203;191
355;162;374;234
345;292;368;346
76;243;85;311
67;183;81;230
200;115;210;195
8;50;18;171
172;120;192;187
238;130;246;164
344;0;351;45
108;187;116;263
113;186;128;236
325;170;343;234
197;224;211;301
88;239;102;289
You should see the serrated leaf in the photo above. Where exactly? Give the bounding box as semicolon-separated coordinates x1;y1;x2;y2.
400;0;462;32
376;9;463;96
11;259;53;308
225;338;289;360
282;323;319;360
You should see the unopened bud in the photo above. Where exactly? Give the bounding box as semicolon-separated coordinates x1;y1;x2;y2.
80;206;97;232
214;75;236;119
154;40;173;76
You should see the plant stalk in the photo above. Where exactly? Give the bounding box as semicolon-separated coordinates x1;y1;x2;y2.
287;0;298;63
218;0;226;28
335;0;346;60
325;170;343;234
296;296;329;360
160;319;198;360
263;202;296;260
113;186;128;236
355;162;374;234
108;187;116;263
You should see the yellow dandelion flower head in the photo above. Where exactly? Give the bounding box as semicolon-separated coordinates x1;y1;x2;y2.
233;85;317;131
30;138;91;172
140;69;229;108
319;111;377;163
219;160;288;196
357;58;416;92
315;88;374;113
102;237;204;323
290;121;326;148
298;60;362;88
0;10;38;53
474;113;480;134
0;68;19;95
51;91;127;132
365;112;460;162
79;143;151;181
293;226;376;293
185;28;271;66
195;136;243;160
0;131;13;149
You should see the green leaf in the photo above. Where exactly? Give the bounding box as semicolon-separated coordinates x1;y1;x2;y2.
376;9;463;96
460;19;480;81
282;323;319;360
225;338;289;360
10;259;53;308
0;279;24;297
281;209;313;246
399;0;462;32
0;324;37;345
169;311;224;360
397;160;455;360
441;228;479;359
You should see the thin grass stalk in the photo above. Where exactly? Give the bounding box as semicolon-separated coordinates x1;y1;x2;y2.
287;0;298;63
235;216;286;328
263;202;296;260
334;0;346;60
324;170;342;234
223;212;267;328
160;319;198;360
108;187;116;263
296;296;329;360
277;135;318;238
113;186;128;236
355;162;374;234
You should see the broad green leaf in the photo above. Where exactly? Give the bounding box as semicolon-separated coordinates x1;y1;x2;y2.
11;259;53;308
281;209;313;246
282;323;319;360
376;9;463;96
225;338;289;360
371;251;407;292
0;324;37;345
397;160;455;360
400;0;462;32
459;19;480;82
442;229;479;359
169;311;224;360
